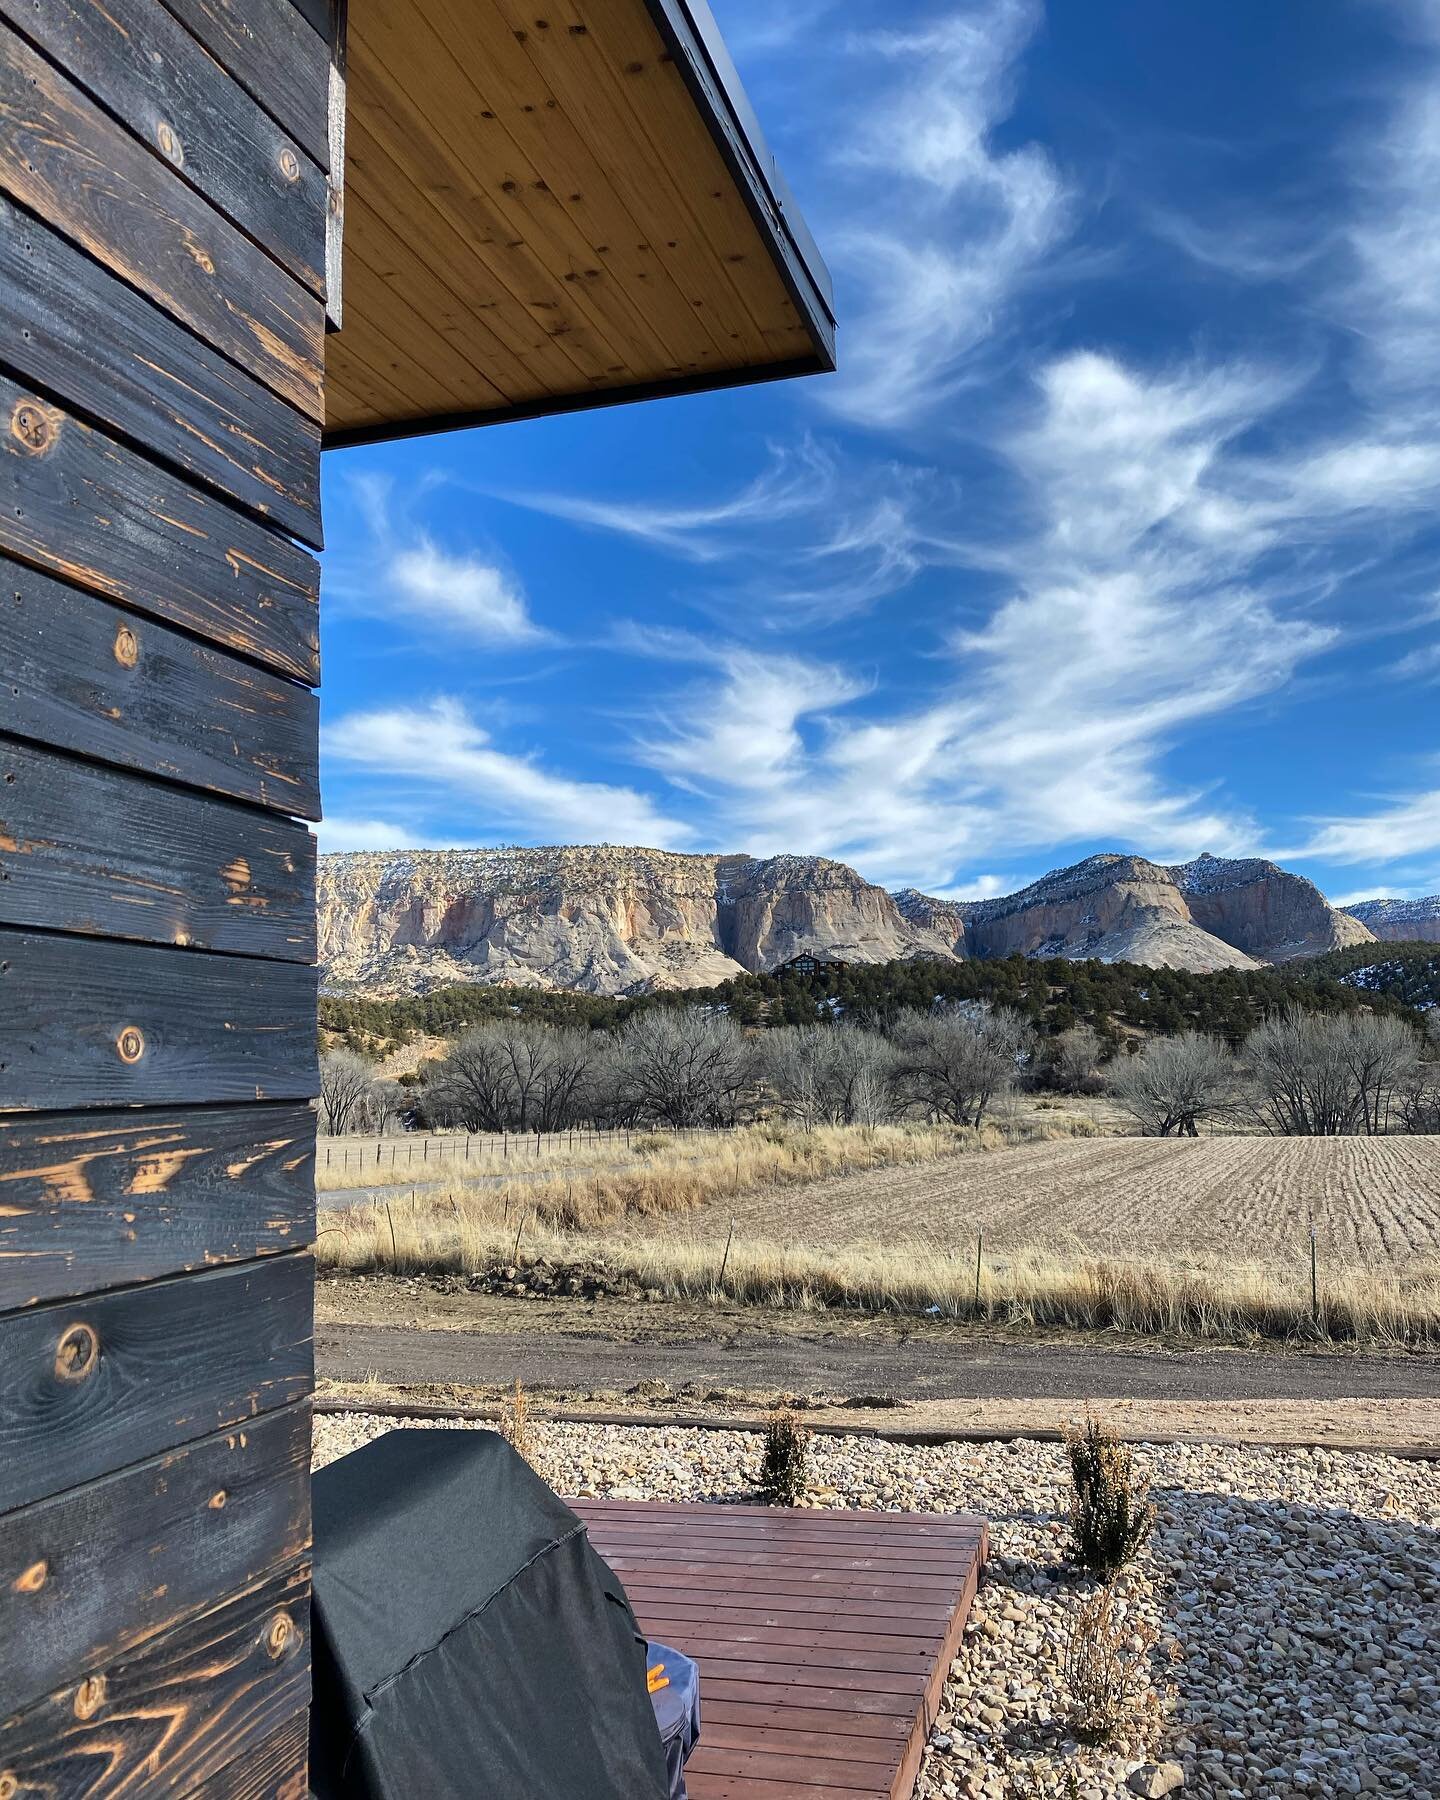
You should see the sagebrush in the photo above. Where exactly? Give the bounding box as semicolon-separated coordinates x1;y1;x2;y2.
1066;1415;1156;1577
758;1408;811;1506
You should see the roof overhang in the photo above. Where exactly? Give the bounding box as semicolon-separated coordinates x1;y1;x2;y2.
324;0;834;448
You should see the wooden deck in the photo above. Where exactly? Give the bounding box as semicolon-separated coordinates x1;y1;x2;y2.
573;1500;987;1800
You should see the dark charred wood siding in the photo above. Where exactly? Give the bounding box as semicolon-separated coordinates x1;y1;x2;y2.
0;0;331;1785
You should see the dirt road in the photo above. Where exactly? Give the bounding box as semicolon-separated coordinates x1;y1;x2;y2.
318;1305;1439;1406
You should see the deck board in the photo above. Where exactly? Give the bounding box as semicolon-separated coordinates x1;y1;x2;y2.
574;1500;986;1800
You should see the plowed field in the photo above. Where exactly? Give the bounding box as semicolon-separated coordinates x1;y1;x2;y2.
643;1136;1440;1267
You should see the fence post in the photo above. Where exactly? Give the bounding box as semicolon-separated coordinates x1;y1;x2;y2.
718;1219;736;1292
1310;1226;1320;1326
512;1209;528;1265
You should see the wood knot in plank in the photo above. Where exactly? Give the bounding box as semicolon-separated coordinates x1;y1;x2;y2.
279;147;301;183
116;1025;146;1064
113;623;139;668
156;120;184;166
10;399;59;455
74;1674;107;1720
265;1609;299;1659
55;1322;99;1383
0;1770;17;1800
13;1560;48;1593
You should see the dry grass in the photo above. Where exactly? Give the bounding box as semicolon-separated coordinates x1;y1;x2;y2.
316;1198;1440;1346
318;1119;1091;1224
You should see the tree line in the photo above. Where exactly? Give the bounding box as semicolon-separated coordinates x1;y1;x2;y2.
319;1000;1440;1138
320;945;1437;1061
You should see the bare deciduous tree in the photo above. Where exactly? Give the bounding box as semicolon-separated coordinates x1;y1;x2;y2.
1241;1010;1424;1137
1049;1024;1104;1095
319;1048;379;1136
889;1005;1032;1129
612;1007;756;1127
1108;1031;1235;1137
760;1024;898;1126
428;1022;605;1132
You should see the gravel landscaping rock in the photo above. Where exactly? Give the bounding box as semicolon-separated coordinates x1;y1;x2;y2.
314;1416;1439;1799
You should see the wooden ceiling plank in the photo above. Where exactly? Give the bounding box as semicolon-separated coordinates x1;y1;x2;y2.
337;187;555;404
592;4;816;359
527;0;803;358
323;343;419;431
417;0;739;372
344;99;596;394
338;238;512;413
346;59;634;393
350;1;702;385
487;0;777;363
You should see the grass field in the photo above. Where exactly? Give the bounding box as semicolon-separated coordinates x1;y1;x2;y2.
316;1128;1440;1344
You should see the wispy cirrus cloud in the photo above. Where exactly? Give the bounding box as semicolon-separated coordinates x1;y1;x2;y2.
489;438;949;625
818;0;1070;430
326;474;548;646
324;698;692;848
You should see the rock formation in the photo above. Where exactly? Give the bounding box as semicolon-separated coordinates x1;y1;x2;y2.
1342;895;1440;943
318;845;1374;994
318;846;956;995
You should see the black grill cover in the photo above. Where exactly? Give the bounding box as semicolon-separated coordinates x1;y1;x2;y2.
309;1429;669;1799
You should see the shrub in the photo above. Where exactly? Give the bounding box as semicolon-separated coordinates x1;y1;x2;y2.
1065;1414;1155;1576
1064;1580;1161;1746
758;1407;811;1506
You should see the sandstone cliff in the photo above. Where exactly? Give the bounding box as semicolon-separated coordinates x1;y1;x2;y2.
318;844;1374;995
318;847;955;995
1342;895;1440;943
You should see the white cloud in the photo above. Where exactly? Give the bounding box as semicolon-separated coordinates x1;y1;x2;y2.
388;541;544;645
314;816;431;853
492;439;943;625
324;698;692;848
819;1;1070;429
1284;786;1440;866
327;474;547;646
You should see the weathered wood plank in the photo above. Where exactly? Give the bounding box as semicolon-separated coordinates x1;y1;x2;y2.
0;929;318;1111
0;1563;311;1795
3;564;319;815
189;1708;309;1799
161;0;331;169
0;0;326;296
1;1401;311;1716
0;1101;315;1310
0;1251;313;1513
0;195;321;545
0;21;324;418
0;739;317;959
0;381;320;684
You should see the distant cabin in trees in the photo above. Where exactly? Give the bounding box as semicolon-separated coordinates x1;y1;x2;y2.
776;951;850;978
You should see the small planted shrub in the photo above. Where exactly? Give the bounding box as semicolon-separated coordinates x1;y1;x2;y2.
1065;1413;1156;1577
1064;1580;1161;1746
758;1407;811;1506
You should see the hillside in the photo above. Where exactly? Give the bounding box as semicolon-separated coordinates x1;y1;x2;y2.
320;947;1428;1057
1343;896;1440;943
318;845;1372;996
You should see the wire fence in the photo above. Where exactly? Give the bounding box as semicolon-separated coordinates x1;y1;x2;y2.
319;1124;726;1173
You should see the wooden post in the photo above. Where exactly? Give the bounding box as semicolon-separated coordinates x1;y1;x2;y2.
718;1219;736;1291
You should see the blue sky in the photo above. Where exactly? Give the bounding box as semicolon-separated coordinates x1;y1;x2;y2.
319;0;1440;906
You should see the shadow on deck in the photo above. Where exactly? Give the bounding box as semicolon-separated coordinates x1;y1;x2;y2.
573;1499;988;1800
